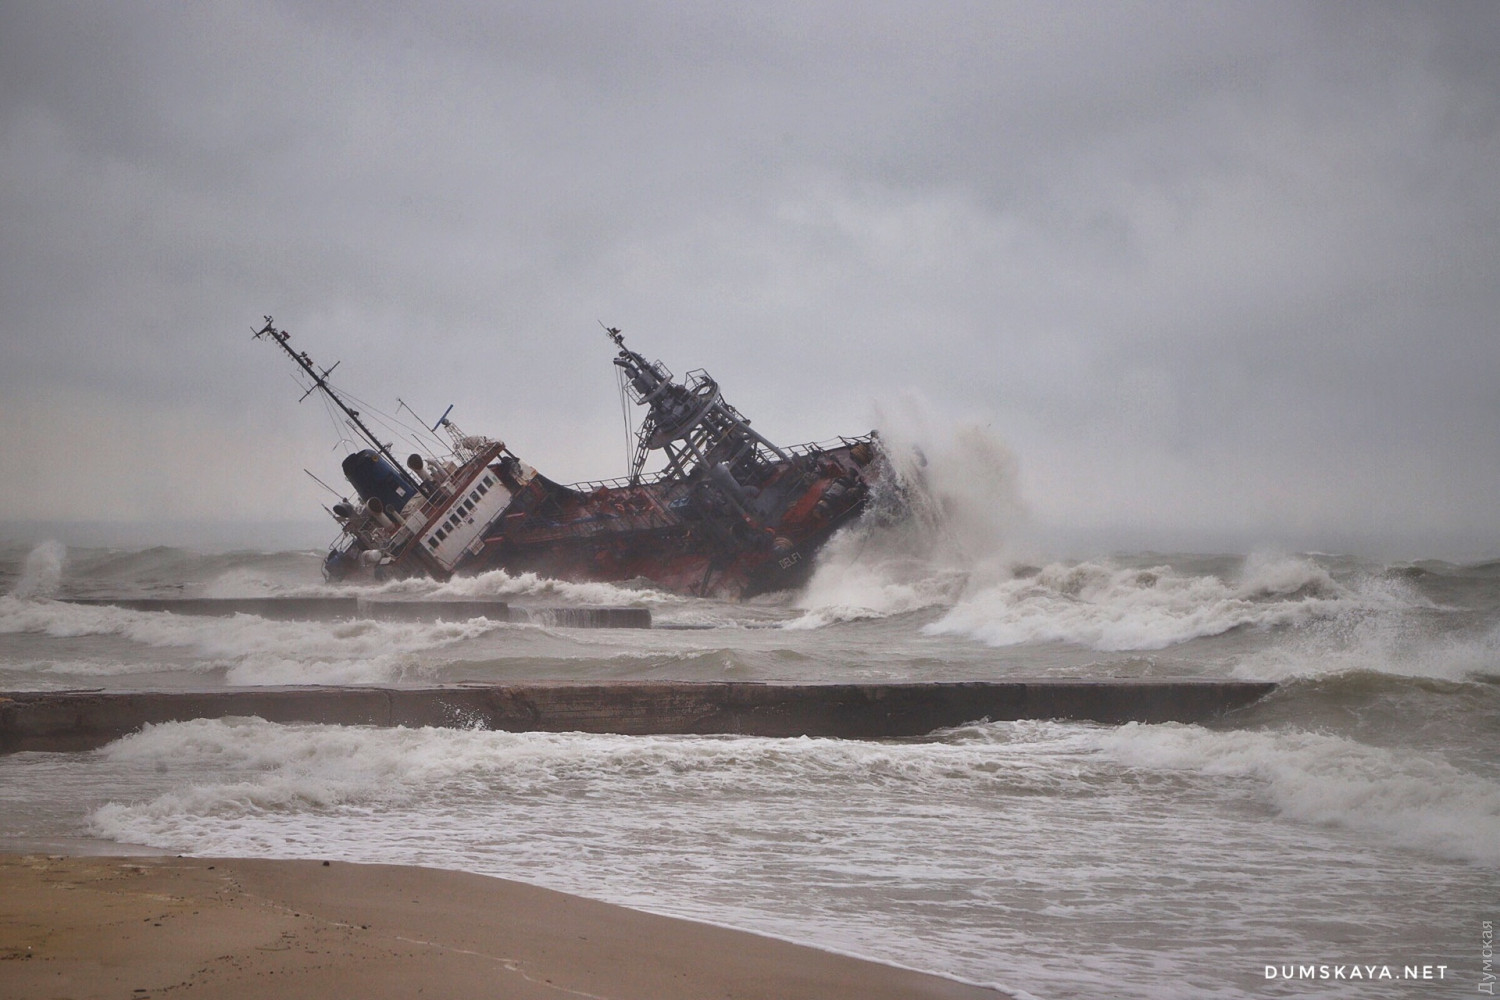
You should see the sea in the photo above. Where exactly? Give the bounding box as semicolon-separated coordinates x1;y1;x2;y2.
1;463;1496;997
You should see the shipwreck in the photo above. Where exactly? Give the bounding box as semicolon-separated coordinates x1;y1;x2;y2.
255;318;888;597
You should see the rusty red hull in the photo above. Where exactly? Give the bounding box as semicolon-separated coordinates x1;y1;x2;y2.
456;440;880;598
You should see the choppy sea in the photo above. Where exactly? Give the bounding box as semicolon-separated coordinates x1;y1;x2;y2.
1;522;1495;997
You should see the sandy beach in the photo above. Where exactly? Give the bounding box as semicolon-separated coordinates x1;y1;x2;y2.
0;853;1008;999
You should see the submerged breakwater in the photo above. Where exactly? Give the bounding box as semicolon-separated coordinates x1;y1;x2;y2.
0;678;1277;750
62;597;650;627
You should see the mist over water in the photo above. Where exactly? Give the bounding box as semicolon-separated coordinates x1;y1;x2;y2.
1;431;1496;998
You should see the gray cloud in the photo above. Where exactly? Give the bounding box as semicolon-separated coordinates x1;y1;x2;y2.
2;0;1497;558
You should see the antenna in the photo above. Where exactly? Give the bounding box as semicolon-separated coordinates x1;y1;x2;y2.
254;317;421;492
303;468;343;498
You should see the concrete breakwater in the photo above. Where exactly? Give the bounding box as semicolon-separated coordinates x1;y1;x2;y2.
0;680;1276;751
63;598;650;628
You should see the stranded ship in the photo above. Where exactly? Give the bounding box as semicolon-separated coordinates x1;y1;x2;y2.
255;318;886;597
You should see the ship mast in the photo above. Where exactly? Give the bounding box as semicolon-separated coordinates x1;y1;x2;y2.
253;317;421;493
606;326;789;485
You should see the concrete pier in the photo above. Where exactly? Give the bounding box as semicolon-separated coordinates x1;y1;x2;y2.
0;680;1276;751
63;598;651;628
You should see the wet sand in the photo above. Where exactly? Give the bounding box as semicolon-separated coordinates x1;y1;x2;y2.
0;853;1008;999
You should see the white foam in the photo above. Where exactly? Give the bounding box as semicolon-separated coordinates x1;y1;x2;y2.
85;719;1111;843
75;717;1488;1000
186;556;679;607
1233;603;1500;684
0;596;502;685
1094;722;1500;866
922;554;1417;651
0;657;216;679
353;567;677;607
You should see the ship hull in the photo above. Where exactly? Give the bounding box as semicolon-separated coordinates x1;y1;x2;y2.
326;438;883;599
450;439;881;598
466;485;868;598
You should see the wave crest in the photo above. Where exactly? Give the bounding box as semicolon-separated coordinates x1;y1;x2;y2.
1095;722;1500;866
923;554;1370;651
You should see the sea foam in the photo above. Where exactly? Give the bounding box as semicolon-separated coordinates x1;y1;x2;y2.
0;596;504;685
78;716;1489;1000
1093;722;1500;866
923;554;1414;651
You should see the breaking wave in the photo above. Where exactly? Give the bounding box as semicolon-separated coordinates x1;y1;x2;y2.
0;595;504;685
65;713;1492;999
923;553;1388;652
1230;599;1500;683
1091;722;1500;866
47;545;326;598
0;541;674;609
780;407;1434;659
88;714;1500;869
353;567;677;608
790;403;1026;627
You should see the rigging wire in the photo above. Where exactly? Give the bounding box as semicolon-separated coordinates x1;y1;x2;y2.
617;365;636;477
336;386;451;457
285;366;355;454
286;364;452;464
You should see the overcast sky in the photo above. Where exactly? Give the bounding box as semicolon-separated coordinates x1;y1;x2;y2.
2;1;1497;558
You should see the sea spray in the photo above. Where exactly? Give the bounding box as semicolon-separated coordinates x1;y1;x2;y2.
12;540;65;599
794;399;1028;622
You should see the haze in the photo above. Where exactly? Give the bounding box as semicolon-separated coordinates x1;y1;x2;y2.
2;2;1497;559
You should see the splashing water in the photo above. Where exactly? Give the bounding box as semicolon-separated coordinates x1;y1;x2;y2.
795;398;1028;622
12;540;66;599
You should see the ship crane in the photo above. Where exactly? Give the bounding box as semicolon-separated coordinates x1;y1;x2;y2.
606;327;789;487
